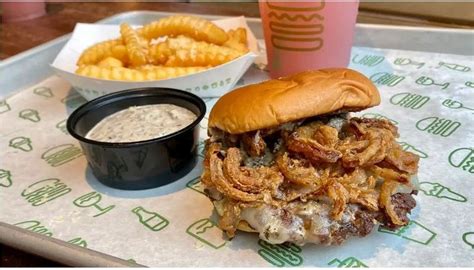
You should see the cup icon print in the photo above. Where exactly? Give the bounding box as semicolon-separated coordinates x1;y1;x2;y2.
361;113;398;125
14;220;53;236
9;136;33;152
41;144;83;167
398;142;428;159
351;54;384;67
186;177;206;195
393;58;425;69
186;218;226;249
0;99;11;114
265;1;325;52
416;116;461;137
419;182;467;202
328;257;368;268
390;92;430;110
378;220;436;245
448;147;474;173
370;72;405;87
462;232;474;249
415;76;449;90
73;192;115;217
132;206;169;232
33;86;54;98
19;109;41;122
0;169;13;188
21;178;72;206
436;61;471;72
257;239;303;267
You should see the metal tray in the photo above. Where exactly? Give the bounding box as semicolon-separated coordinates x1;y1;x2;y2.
0;11;473;267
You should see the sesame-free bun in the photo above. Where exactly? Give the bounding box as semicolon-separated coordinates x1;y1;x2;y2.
208;68;380;134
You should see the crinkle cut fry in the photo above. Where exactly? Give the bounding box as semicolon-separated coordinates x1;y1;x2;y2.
138;15;228;45
75;65;208;81
120;23;149;66
149;36;244;67
77;39;127;66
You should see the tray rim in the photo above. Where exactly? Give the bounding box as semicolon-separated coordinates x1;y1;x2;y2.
1;10;473;267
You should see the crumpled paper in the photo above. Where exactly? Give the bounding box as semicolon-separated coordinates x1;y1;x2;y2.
0;45;473;267
51;16;258;100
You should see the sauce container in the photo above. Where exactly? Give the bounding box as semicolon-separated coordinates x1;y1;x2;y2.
67;88;206;190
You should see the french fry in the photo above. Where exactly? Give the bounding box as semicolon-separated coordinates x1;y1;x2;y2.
149;36;244;67
76;65;208;81
138;15;228;45
223;28;249;53
97;57;124;68
77;39;127;66
120;23;149;67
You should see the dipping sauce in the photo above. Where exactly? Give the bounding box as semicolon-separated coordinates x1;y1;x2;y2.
86;104;197;143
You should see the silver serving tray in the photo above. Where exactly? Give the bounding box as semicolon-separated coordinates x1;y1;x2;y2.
0;10;473;267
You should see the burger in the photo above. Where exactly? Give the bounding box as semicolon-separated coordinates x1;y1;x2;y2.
201;68;419;246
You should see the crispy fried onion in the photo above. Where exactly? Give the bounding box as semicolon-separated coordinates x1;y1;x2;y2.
209;147;283;202
383;142;420;174
326;180;349;220
379;180;406;226
349;117;398;138
275;152;322;187
241;130;266;157
370;165;410;184
338;168;379;211
340;128;393;168
287;124;342;164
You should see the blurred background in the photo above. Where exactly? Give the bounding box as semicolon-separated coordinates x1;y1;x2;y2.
1;1;473;60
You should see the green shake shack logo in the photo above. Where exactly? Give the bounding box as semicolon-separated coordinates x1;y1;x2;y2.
390;92;430;109
41;144;83;167
186;177;206;195
9;136;33;152
56;119;68;135
33;87;54;98
436;62;471;72
14;220;53;236
328;257;368;268
186;218;226;249
257;240;303;267
352;54;385;67
378;220;437;245
19;109;41;123
0;169;13;188
21;178;72;206
398;142;428;158
415;76;450;90
448;147;474;174
393;57;425;69
370;72;405;87
68;237;88;248
415;116;461;137
0;99;11;114
419;181;467;202
442;99;474;112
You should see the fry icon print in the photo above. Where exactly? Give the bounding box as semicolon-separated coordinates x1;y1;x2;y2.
186;218;226;249
21;178;71;206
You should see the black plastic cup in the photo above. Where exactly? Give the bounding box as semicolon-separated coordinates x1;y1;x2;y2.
67;88;206;190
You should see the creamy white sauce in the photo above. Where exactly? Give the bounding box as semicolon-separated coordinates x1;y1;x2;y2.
86;104;197;143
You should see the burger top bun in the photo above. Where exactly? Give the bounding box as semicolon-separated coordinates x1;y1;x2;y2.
208;68;381;135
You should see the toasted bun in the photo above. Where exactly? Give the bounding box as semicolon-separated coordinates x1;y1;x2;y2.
209;68;380;134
